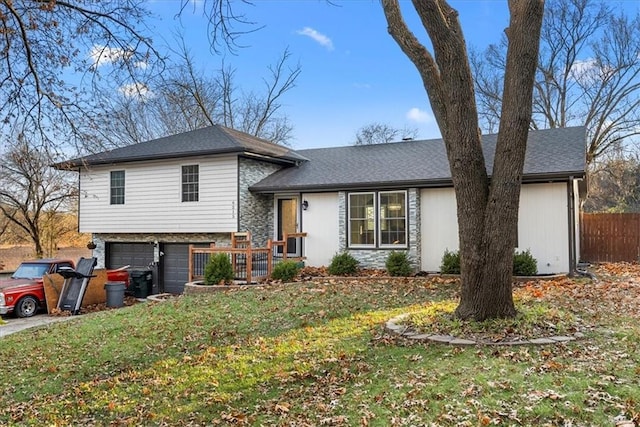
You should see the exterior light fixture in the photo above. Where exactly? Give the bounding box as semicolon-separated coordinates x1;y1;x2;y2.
302;200;309;211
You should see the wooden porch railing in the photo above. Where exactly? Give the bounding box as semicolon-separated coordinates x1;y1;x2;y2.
188;232;307;284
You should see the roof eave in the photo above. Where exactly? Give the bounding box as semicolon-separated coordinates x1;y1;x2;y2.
250;171;586;194
58;147;302;170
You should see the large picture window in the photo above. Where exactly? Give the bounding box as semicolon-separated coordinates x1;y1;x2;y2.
348;191;407;248
110;170;125;205
182;165;199;202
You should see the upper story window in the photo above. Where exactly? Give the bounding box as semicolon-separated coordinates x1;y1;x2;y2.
348;191;407;248
110;170;125;205
182;165;199;202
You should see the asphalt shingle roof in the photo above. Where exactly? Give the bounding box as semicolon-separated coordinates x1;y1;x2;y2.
60;125;308;168
250;126;586;192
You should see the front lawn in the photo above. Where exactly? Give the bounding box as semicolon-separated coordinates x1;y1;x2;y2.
0;270;638;426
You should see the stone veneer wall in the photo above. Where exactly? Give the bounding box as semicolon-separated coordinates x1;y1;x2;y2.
238;157;280;247
91;232;231;268
337;188;421;271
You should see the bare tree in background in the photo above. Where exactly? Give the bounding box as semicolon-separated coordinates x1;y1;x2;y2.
583;148;640;213
93;43;300;149
353;122;418;145
472;0;640;164
0;135;77;258
0;0;162;150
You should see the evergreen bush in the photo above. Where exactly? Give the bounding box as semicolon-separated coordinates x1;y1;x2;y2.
204;253;234;285
385;251;413;276
440;249;461;274
327;252;359;276
513;249;538;276
439;248;538;276
271;260;300;282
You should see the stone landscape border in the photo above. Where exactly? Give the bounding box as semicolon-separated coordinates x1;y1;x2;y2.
385;313;579;346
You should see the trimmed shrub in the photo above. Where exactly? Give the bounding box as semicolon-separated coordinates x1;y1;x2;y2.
271;260;300;282
440;249;461;274
513;249;538;276
385;251;413;277
327;252;359;276
439;248;538;276
204;253;234;285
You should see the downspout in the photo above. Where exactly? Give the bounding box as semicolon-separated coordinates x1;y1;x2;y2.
567;177;577;276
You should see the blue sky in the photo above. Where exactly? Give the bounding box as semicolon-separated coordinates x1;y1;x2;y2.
143;1;639;150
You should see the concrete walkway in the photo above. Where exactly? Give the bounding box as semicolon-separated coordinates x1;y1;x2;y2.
0;314;75;338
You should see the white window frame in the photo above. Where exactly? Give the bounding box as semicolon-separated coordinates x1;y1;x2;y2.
378;190;408;248
348;192;376;248
347;190;408;249
110;170;125;205
181;164;199;203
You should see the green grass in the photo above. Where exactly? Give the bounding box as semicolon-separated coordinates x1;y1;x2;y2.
0;278;639;426
405;297;578;342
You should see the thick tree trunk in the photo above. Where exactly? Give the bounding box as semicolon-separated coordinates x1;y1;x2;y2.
383;0;544;320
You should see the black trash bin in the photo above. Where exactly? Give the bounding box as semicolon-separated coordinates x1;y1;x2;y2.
128;270;153;298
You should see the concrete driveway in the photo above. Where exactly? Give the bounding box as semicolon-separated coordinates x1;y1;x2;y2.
0;314;74;338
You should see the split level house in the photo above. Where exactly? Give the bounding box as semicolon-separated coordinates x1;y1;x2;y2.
58;125;587;294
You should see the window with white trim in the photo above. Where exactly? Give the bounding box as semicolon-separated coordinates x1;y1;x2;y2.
348;191;407;248
349;192;376;246
181;165;199;202
379;191;407;246
110;170;125;205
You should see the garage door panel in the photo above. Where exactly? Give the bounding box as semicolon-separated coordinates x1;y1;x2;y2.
162;244;189;295
108;243;154;270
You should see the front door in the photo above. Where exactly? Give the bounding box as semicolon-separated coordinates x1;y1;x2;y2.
277;197;299;257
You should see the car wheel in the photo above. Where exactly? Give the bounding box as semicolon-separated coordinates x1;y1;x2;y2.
15;296;39;318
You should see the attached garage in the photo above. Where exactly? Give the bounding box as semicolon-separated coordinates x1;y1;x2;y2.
106;242;156;294
106;241;207;295
161;244;192;295
107;242;154;270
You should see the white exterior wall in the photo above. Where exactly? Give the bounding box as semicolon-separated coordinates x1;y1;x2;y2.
420;187;459;272
517;183;569;274
79;156;238;233
301;192;339;267
420;182;571;274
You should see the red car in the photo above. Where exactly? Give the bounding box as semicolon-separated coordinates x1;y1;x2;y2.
0;259;129;318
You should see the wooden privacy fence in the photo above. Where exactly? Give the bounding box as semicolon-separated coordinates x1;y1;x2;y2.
188;232;307;284
580;213;640;262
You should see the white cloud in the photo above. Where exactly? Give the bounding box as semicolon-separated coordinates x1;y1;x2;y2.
118;82;151;99
406;107;432;123
296;27;334;51
89;45;134;67
353;82;371;90
570;58;597;79
134;60;148;70
570;58;614;83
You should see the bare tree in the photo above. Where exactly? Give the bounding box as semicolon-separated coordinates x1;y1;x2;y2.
353;122;419;145
178;0;260;54
94;43;300;148
0;135;77;258
472;0;640;164
382;0;544;320
0;1;162;151
583;149;640;213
